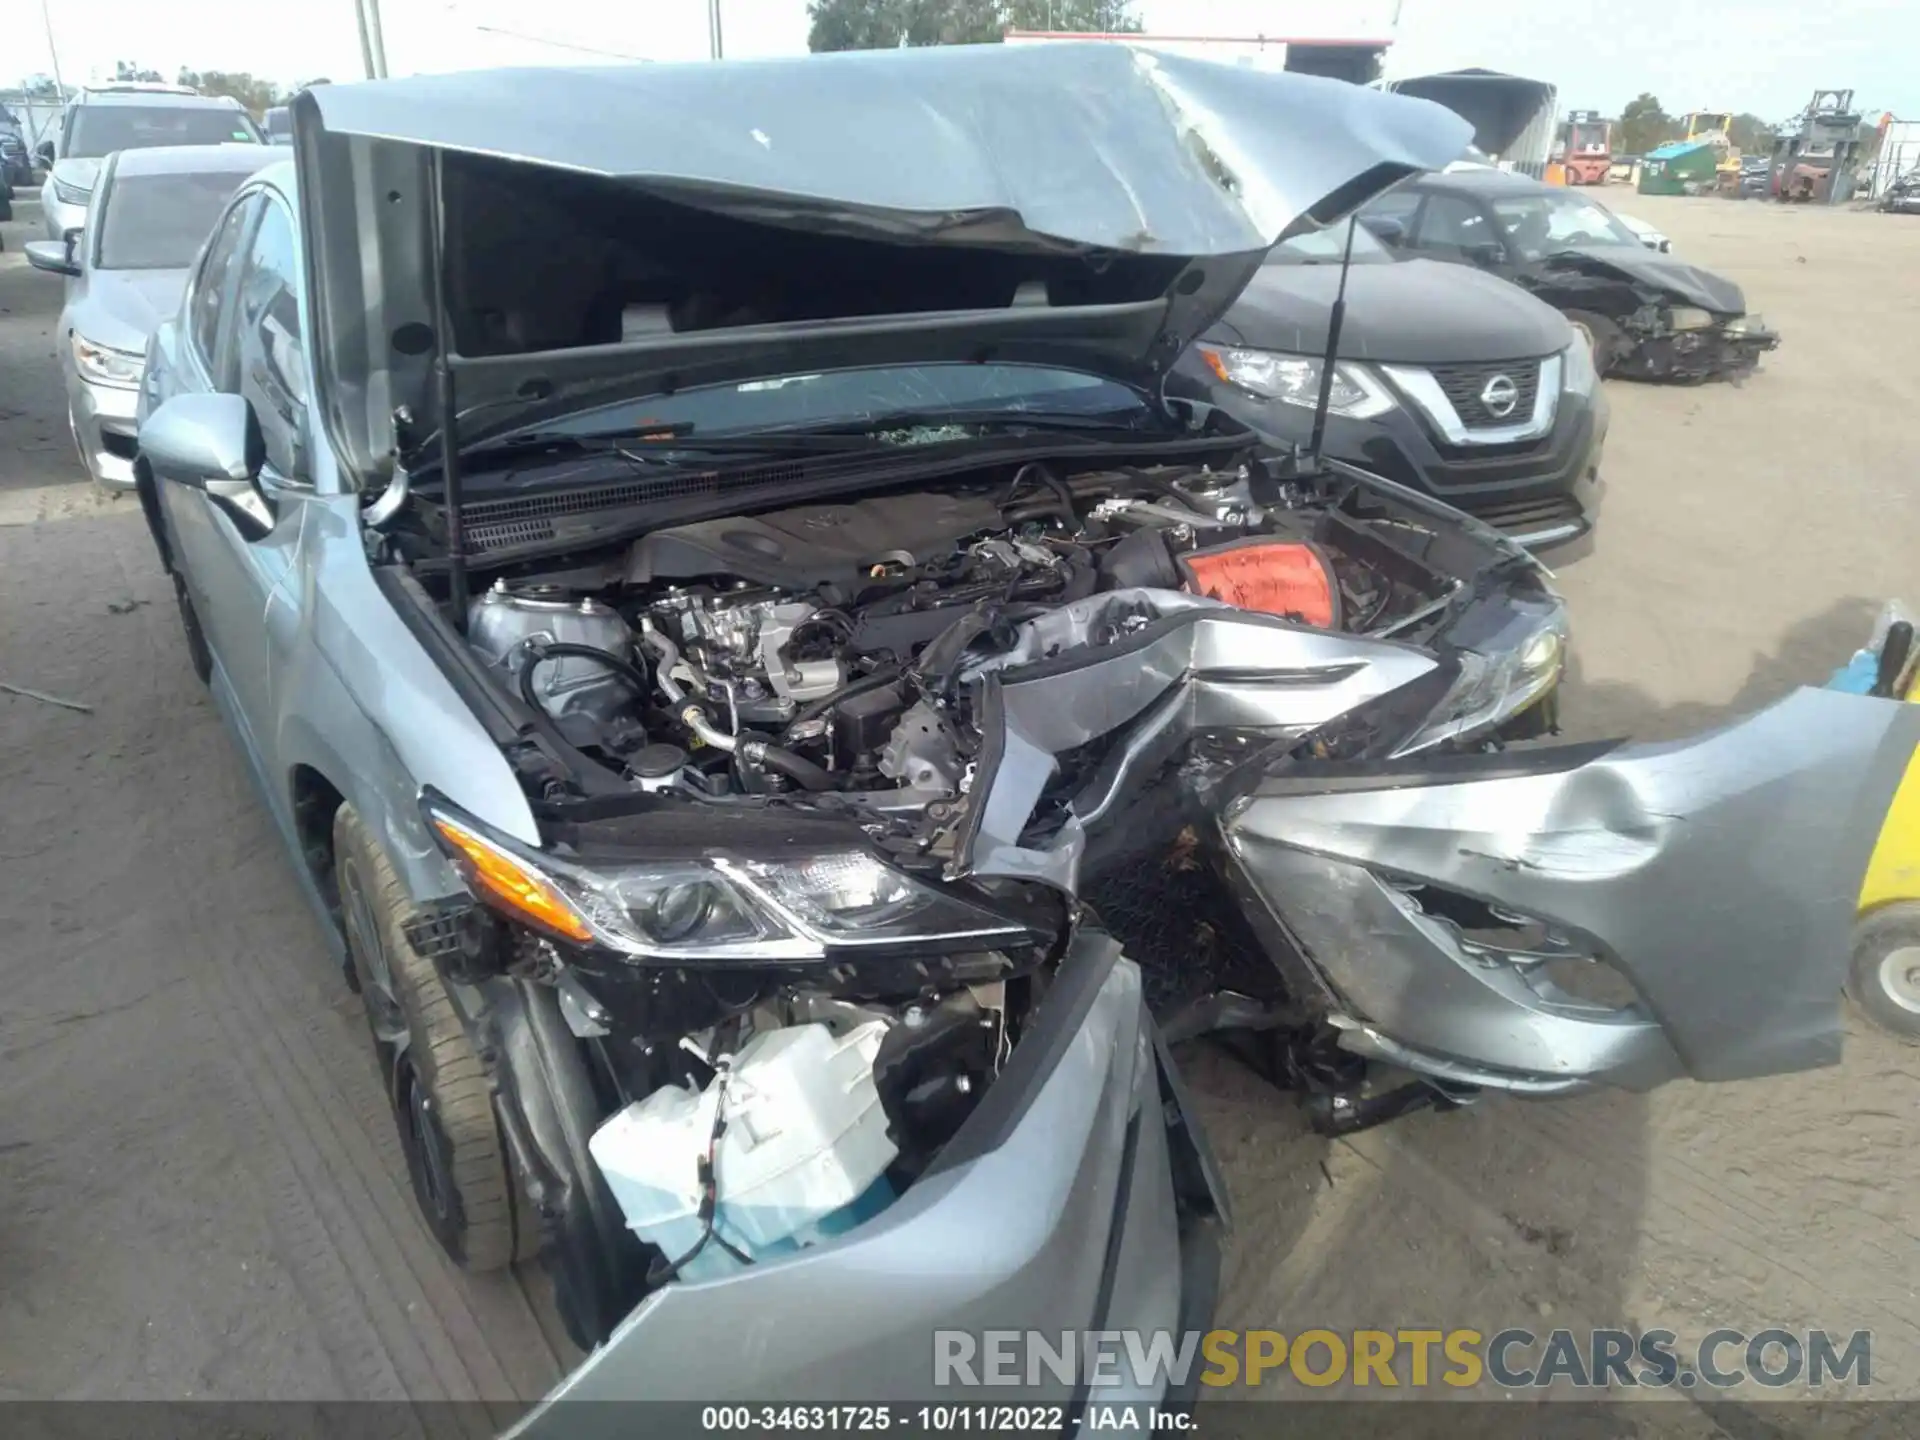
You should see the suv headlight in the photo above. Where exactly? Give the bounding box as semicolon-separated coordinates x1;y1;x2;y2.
1667;306;1715;332
422;794;1037;962
1199;346;1397;421
71;332;143;389
1391;608;1569;756
51;175;91;206
1562;333;1598;397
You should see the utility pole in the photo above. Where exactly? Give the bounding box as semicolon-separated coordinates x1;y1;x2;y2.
39;0;65;96
355;0;390;79
708;0;724;60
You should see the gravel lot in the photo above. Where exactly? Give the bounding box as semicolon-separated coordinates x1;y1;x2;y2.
2;187;1917;1420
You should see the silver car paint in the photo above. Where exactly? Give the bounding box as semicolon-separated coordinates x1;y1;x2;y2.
952;589;1442;892
40;156;99;241
1224;687;1920;1088
289;46;1475;474
140;163;542;913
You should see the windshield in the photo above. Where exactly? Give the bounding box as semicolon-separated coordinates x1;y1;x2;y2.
96;170;252;270
1569;122;1609;152
1490;192;1642;259
1262;224;1393;266
68;105;260;158
523;364;1152;444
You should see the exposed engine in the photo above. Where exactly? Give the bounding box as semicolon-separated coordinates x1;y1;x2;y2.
464;460;1453;810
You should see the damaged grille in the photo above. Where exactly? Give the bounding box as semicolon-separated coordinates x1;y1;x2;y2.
459;461;810;554
1084;844;1285;1018
1426;360;1542;429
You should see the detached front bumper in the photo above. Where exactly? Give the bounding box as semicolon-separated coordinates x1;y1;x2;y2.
1221;688;1920;1092
509;935;1226;1427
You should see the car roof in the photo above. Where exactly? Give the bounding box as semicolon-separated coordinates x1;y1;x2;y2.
76;88;244;110
1411;167;1555;199
109;143;274;178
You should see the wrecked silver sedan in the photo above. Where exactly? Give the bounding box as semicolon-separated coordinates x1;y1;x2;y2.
130;41;1914;1416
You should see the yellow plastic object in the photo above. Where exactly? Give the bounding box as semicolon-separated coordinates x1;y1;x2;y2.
1859;693;1920;912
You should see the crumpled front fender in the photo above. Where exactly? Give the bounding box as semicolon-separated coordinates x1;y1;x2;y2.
1222;688;1920;1086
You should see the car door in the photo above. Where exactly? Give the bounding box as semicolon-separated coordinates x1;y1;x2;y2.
155;187;306;760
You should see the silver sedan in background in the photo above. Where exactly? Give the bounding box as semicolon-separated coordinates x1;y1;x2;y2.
27;144;269;489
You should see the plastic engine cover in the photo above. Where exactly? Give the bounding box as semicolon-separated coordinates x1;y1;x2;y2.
588;1022;898;1281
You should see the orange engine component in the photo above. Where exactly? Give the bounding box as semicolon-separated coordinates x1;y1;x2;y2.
1178;540;1342;630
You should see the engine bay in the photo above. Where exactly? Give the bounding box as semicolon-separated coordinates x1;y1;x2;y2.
451;456;1470;818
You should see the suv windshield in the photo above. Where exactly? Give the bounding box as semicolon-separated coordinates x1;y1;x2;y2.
97;170;252;270
69;105;259;158
529;363;1150;444
1490;192;1642;259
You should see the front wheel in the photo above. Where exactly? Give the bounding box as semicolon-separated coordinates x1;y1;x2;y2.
333;805;537;1270
1848;904;1920;1041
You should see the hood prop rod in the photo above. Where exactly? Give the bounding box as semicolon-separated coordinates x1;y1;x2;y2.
427;148;470;630
1304;213;1359;469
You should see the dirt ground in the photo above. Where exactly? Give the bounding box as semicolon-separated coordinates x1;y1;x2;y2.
2;188;1918;1423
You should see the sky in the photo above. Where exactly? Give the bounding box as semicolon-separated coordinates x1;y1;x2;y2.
4;0;1913;126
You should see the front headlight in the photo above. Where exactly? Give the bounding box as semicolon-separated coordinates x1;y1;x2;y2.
50;176;91;207
1199;346;1397;421
1667;307;1715;332
1562;333;1598;397
422;795;1036;962
1392;608;1568;755
70;332;143;389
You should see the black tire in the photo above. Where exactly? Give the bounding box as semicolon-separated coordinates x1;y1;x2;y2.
172;574;213;686
333;805;535;1271
1847;903;1920;1042
1564;309;1624;377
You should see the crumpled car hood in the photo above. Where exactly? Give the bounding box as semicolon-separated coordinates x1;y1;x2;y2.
1545;244;1746;314
289;45;1471;471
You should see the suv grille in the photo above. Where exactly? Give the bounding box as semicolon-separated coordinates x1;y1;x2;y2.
1463;492;1583;536
1426;360;1542;428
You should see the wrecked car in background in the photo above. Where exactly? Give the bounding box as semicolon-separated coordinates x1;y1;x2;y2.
1362;167;1779;382
1879;170;1920;214
130;43;1917;1413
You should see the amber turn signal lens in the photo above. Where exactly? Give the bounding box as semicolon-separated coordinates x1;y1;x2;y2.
429;814;595;944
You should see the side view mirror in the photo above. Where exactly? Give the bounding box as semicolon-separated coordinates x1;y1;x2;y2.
34;139;53;168
139;392;277;542
1465;241;1506;268
1362;216;1407;247
24;237;79;277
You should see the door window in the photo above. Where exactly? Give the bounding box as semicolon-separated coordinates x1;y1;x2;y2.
188;195;259;383
233;200;309;476
1412;194;1502;263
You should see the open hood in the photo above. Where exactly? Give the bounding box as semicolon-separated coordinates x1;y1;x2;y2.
290;45;1470;479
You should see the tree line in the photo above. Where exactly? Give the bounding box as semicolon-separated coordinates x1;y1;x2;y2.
807;0;1140;51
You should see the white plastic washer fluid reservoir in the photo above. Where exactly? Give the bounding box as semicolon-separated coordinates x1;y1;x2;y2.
588;1021;899;1283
